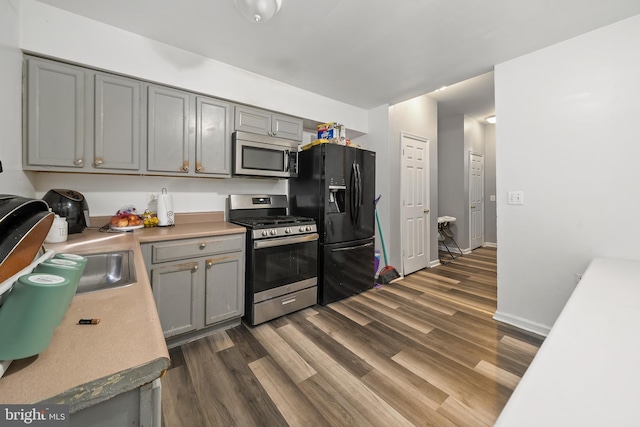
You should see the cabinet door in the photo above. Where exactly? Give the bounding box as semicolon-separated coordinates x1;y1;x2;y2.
196;96;232;176
234;105;271;136
26;58;86;168
147;85;191;173
272;113;303;141
151;261;201;338
94;73;141;170
204;252;244;325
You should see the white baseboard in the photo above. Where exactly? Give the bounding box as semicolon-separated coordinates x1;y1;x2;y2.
483;242;497;248
429;259;441;268
493;311;550;337
438;244;471;255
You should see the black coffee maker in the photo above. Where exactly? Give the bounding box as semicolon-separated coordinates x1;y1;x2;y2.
42;189;91;234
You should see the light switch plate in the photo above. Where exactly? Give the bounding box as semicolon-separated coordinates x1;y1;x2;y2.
507;191;524;205
490;195;496;202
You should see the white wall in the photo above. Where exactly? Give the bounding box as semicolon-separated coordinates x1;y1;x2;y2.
356;104;390;258
494;13;640;335
15;0;372;216
484;124;497;245
388;95;439;269
437;115;464;243
0;0;35;197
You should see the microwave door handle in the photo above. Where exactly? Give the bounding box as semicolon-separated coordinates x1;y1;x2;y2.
284;149;290;173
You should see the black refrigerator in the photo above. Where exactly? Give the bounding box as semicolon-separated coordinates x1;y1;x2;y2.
289;144;376;305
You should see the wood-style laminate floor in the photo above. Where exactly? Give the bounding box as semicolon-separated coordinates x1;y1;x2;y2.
161;247;544;427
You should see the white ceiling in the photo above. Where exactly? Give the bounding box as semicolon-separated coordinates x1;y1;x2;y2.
34;0;640;120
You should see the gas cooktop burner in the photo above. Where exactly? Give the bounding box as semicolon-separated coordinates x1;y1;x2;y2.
231;215;315;228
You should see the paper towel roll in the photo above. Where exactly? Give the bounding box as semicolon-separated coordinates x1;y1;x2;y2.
157;188;174;227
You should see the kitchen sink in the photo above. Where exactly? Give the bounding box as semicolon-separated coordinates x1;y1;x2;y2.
76;250;136;293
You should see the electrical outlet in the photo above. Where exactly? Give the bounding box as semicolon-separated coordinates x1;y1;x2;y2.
490;195;496;202
507;191;525;205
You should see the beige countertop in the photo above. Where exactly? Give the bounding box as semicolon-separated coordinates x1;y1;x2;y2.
0;214;245;412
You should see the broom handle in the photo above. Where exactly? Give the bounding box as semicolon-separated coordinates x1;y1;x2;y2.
375;208;390;265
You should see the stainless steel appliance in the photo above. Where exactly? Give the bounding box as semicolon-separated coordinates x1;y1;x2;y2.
232;131;299;178
228;194;318;325
289;144;376;305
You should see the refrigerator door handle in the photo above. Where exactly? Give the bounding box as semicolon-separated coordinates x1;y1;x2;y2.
355;163;362;224
350;163;357;224
330;241;374;252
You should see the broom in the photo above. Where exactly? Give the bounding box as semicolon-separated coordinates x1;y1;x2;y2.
375;196;401;284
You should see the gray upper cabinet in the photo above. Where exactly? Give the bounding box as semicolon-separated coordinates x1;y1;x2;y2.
147;85;192;174
196;96;232;176
94;73;141;170
25;58;86;168
24;57;143;173
234;105;303;141
146;88;233;177
23;56;301;177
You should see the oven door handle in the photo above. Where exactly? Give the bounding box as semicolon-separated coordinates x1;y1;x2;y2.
254;233;319;249
331;241;374;252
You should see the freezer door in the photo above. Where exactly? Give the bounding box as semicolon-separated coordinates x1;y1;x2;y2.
318;237;375;305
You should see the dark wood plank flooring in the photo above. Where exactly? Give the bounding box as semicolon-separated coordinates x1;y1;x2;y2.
161;247;544;426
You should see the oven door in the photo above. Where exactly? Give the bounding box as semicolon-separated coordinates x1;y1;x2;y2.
251;233;318;302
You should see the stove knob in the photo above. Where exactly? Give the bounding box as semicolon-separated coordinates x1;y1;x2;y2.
305;226;312;231
285;228;292;234
299;226;305;232
270;229;277;235
261;230;268;237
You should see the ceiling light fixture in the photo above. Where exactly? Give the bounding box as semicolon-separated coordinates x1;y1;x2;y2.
234;0;282;23
435;86;448;92
485;115;496;124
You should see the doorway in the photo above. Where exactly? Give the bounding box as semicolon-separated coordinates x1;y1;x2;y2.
401;133;430;275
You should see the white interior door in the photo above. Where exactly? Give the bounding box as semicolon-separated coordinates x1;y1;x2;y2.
401;133;430;275
469;151;484;250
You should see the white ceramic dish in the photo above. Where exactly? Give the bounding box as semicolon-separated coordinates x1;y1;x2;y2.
109;224;144;232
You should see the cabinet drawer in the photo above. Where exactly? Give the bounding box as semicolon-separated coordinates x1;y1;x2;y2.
252;286;317;325
150;234;244;264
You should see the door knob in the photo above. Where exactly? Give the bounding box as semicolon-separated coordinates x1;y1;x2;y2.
423;209;429;214
471;205;476;209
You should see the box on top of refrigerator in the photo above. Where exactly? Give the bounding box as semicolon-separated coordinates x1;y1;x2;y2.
317;122;346;144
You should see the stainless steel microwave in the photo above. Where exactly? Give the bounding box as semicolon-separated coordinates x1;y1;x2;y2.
232;131;299;178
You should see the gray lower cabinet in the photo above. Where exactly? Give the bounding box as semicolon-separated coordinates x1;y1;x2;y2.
24;56;143;172
142;233;245;343
234;105;303;141
70;378;161;427
147;86;233;177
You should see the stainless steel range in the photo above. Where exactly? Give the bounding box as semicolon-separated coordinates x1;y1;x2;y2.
228;194;318;326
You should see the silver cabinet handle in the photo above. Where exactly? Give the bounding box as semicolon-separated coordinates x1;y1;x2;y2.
192;264;198;272
282;297;296;305
199;243;206;250
94;158;103;166
206;260;213;269
74;159;83;166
